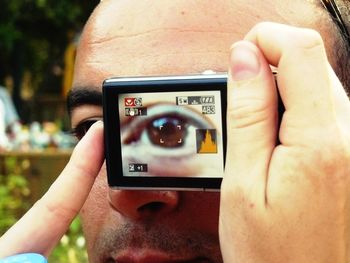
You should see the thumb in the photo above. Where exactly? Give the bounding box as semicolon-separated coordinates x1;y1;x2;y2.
221;40;277;207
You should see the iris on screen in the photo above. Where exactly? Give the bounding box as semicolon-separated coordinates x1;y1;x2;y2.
147;117;187;148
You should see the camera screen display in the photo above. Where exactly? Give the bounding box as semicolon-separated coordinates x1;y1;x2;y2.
119;90;224;178
103;74;227;190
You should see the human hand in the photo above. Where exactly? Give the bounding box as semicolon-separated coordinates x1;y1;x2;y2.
0;121;104;258
220;22;350;263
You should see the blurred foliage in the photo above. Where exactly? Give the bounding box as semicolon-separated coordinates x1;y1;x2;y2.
49;217;88;263
0;0;98;93
0;157;31;234
0;157;87;262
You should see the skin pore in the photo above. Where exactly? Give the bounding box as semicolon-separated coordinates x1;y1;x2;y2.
69;0;341;262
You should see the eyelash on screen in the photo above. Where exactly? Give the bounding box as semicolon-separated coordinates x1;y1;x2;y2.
71;118;102;140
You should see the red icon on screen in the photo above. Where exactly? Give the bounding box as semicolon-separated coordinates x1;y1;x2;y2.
125;98;135;106
124;98;142;107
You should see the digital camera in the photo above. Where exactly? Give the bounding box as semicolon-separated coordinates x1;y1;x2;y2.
103;74;227;191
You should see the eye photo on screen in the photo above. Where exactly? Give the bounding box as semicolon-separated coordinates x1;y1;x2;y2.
103;74;227;190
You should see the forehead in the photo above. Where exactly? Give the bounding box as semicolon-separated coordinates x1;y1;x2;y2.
73;0;321;90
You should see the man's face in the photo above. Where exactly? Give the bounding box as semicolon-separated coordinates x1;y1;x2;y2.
69;0;332;262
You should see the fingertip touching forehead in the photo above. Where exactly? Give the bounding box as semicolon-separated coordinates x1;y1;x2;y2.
73;0;329;91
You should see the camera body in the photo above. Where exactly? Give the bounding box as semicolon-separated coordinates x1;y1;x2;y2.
103;74;227;191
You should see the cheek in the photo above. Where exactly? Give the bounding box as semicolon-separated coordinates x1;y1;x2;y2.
80;166;109;247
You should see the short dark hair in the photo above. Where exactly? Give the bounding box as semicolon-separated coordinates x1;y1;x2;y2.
324;0;350;93
334;35;349;96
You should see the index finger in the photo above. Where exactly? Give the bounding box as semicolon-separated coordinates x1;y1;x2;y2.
0;121;104;258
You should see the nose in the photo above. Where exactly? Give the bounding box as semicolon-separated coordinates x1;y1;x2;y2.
108;189;180;220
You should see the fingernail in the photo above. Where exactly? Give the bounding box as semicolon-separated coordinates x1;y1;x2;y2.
230;41;260;81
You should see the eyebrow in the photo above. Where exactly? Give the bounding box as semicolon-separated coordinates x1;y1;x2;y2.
66;87;103;116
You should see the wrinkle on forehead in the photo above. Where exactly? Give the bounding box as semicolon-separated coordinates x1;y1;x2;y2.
88;0;262;44
83;0;253;67
74;0;330;86
85;29;234;70
76;0;281;81
87;0;324;46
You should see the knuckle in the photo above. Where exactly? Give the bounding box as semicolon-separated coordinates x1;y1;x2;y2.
36;198;77;223
297;28;324;50
227;97;271;129
69;153;95;178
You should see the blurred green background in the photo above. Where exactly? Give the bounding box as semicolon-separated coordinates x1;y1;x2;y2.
0;1;100;262
0;0;98;126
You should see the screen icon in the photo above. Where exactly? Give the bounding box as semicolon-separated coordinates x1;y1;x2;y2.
202;105;215;114
176;96;189;105
125;107;147;116
196;129;217;154
129;163;148;172
188;96;201;105
200;96;215;104
124;97;142;106
129;164;135;172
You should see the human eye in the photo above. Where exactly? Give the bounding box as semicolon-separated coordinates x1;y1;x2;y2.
71;118;102;140
121;104;214;157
